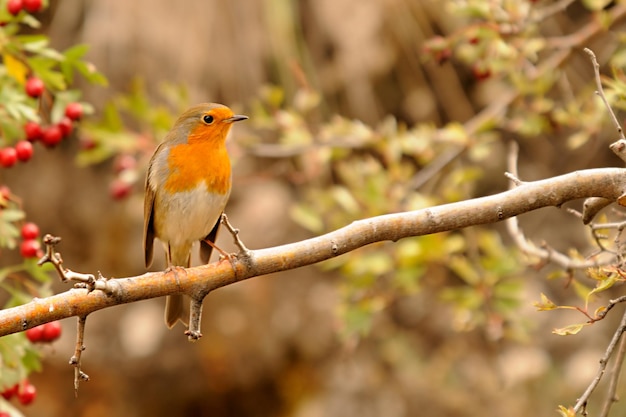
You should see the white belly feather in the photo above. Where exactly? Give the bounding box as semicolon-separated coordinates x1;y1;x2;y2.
153;182;230;248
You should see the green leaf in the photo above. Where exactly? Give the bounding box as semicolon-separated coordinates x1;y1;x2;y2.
553;323;587;336
21;345;42;373
27;56;66;90
63;44;90;61
449;256;481;286
339;298;383;338
582;0;612;11
290;204;324;233
20;14;42;29
572;279;592;301
50;89;82;122
393;266;425;293
60;58;74;85
588;273;617;298
349;251;393;277
0;208;25;223
102;102;124;130
331;186;359;214
14;34;49;46
72;60;108;86
23;259;52;285
440;287;483;310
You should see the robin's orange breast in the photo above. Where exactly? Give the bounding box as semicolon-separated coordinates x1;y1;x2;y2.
163;140;231;195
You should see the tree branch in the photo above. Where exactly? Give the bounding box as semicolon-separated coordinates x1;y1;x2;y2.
1;167;626;337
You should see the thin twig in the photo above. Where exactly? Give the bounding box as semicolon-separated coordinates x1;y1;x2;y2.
38;234;116;293
184;298;204;341
504;142;616;269
408;147;465;190
505;141;521;182
68;315;89;396
221;213;250;257
599;330;626;417
593;296;626;321
584;48;626;140
574;308;626;413
38;235;95;284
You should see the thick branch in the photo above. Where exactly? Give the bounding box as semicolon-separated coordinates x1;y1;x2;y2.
1;168;626;336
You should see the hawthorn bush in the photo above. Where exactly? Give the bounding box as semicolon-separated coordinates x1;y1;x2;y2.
2;0;626;416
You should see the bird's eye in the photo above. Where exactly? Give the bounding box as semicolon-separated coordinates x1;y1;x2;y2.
203;114;214;124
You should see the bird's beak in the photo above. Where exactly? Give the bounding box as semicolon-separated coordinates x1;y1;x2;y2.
224;115;249;123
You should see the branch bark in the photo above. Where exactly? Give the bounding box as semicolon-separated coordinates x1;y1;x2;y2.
2;167;626;337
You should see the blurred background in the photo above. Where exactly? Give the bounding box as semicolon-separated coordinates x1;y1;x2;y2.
3;0;626;416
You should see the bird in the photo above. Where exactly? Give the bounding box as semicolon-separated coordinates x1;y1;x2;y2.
143;103;248;328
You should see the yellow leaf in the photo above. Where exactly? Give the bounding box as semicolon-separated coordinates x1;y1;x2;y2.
594;305;607;318
534;293;557;311
572;279;592;301
582;0;612;11
557;405;576;417
589;274;617;298
553;323;586;336
586;267;605;281
3;53;28;85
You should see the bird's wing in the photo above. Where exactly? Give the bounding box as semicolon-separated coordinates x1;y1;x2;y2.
143;143;167;268
199;216;221;264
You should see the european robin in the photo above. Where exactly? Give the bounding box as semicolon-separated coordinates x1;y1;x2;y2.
143;103;248;328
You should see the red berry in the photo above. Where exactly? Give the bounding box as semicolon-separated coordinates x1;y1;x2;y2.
114;154;136;173
435;49;451;65
24;121;42;141
25;325;44;343
79;137;96;150
7;0;22;15
17;381;36;405
0;147;18;168
41;125;62;146
20;222;39;239
64;102;83;121
15;140;33;162
25;77;44;98
41;321;61;342
22;0;41;13
57;117;73;137
20;239;39;258
1;384;19;400
473;66;492;81
109;179;132;200
0;412;10;417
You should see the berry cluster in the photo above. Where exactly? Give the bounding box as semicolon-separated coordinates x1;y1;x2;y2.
18;221;41;259
0;99;84;168
0;188;44;259
25;321;62;343
6;0;42;16
1;380;37;407
1;1;85;165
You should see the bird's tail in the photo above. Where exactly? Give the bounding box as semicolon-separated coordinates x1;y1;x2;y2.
165;294;187;328
164;244;191;328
